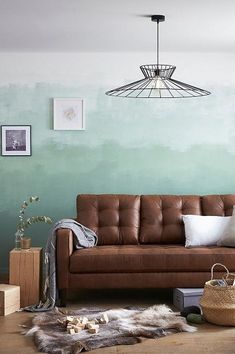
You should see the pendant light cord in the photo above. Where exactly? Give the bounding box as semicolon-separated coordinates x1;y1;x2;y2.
156;20;159;66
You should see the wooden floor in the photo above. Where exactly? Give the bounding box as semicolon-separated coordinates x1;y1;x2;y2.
1;288;235;354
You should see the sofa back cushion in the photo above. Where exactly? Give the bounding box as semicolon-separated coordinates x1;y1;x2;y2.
201;195;235;216
76;194;140;245
140;195;201;244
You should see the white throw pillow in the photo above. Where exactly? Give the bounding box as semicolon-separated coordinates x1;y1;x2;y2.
217;212;235;247
183;215;231;247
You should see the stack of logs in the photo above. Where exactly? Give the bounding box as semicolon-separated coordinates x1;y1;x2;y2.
57;313;109;335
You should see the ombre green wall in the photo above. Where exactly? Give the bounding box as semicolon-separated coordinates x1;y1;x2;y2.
1;52;235;271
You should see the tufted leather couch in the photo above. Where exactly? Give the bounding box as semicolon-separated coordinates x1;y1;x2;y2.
56;194;235;302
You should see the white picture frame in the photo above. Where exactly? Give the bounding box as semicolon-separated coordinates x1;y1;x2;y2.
53;98;85;131
1;125;32;156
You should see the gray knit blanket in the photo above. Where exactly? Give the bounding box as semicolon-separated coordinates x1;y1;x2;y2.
23;219;98;312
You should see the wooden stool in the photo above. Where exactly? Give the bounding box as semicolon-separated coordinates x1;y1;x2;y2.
0;284;20;316
9;247;42;307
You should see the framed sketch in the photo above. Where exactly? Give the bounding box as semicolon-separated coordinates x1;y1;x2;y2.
1;125;32;156
53;98;85;130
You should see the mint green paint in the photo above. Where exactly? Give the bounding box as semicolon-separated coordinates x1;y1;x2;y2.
1;83;235;270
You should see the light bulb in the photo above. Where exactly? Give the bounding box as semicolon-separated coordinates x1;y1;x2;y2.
151;77;166;89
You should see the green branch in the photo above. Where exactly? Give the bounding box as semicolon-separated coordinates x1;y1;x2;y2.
16;196;52;235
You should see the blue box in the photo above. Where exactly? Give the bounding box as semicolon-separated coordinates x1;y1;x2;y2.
173;288;204;311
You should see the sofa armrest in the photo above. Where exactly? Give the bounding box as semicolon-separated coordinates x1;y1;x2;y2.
56;228;73;289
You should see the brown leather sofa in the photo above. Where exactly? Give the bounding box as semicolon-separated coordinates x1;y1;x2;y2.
56;194;235;302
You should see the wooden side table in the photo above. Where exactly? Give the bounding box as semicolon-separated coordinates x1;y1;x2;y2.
9;247;42;307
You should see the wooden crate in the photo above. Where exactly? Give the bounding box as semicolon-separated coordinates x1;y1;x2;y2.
9;247;42;307
0;284;20;316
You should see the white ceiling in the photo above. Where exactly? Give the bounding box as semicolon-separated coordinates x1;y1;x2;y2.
0;0;234;52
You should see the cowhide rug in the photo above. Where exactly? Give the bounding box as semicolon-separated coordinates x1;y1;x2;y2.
26;305;196;353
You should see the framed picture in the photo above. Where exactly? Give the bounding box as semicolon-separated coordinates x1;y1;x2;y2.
1;125;32;156
53;98;85;130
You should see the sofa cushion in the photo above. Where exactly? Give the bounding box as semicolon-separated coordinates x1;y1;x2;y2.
76;194;140;245
218;212;235;247
140;195;201;244
183;215;231;247
202;195;235;216
69;245;235;273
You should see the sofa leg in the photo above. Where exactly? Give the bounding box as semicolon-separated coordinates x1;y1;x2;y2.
57;289;68;307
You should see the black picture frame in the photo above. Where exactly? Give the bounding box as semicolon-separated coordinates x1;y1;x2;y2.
1;125;32;156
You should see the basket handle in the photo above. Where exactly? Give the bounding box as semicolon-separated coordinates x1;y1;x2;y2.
211;263;230;280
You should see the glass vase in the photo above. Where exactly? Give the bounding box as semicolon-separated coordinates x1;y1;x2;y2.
20;237;31;249
15;230;23;250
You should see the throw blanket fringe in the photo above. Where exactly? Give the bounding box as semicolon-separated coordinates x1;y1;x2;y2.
23;219;98;312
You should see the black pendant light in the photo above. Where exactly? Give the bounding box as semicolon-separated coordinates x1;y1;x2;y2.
105;15;211;98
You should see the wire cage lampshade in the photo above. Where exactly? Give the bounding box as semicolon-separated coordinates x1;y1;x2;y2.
105;15;211;99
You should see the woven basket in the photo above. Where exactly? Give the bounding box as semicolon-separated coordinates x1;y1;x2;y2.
200;263;235;326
